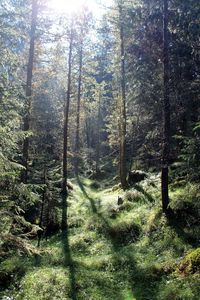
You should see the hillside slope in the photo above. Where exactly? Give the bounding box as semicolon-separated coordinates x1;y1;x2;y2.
1;176;200;300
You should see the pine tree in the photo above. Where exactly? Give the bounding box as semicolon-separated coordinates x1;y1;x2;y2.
161;0;170;213
21;0;39;183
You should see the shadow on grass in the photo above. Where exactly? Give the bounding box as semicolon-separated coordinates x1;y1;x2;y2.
134;184;155;203
167;213;199;247
77;176;98;214
62;180;125;300
77;176;120;250
61;192;77;300
77;177;162;300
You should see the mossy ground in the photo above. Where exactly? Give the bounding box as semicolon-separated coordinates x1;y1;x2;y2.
1;175;200;300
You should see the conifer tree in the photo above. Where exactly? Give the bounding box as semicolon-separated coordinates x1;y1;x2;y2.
161;0;170;213
21;0;38;183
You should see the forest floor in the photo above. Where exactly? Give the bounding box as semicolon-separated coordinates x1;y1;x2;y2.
1;175;200;300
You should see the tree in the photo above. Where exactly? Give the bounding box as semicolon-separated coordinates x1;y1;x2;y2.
74;31;83;176
0;0;40;257
161;0;170;213
61;17;74;231
74;7;93;176
118;1;128;189
21;0;38;183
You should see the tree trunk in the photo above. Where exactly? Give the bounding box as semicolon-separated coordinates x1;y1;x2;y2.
119;2;128;190
96;90;101;176
37;167;46;247
62;23;73;231
21;0;38;183
75;38;83;176
161;0;170;213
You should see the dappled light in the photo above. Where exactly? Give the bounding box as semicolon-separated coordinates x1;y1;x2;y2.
1;0;200;299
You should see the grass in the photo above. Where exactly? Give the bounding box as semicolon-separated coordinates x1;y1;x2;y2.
1;175;200;299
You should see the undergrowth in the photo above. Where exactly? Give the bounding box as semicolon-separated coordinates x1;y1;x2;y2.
1;175;200;299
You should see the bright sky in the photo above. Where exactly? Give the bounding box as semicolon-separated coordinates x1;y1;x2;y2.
48;0;113;16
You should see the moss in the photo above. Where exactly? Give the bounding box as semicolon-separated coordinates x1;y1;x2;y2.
70;232;96;253
158;274;200;300
15;268;71;300
108;219;141;245
0;255;28;288
2;176;200;300
125;191;142;203
179;248;200;275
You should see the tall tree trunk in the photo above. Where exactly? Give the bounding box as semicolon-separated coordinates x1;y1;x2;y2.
62;26;73;194
37;167;46;247
119;2;128;190
85;120;91;149
161;0;170;213
75;38;83;176
96;90;101;176
21;0;38;183
62;25;73;230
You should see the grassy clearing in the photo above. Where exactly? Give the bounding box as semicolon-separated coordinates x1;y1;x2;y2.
1;175;200;299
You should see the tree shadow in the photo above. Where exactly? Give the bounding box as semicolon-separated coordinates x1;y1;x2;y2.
77;177;163;300
77;178;139;296
61;192;78;300
77;176;120;250
167;213;199;247
77;176;98;214
134;184;155;203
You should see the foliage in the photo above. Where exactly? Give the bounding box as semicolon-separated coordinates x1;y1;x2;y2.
1;178;198;299
1;0;200;298
178;248;200;275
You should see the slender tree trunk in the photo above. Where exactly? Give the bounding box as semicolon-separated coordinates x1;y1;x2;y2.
75;38;83;176
119;2;128;190
21;0;38;183
37;167;46;247
62;24;73;232
85;120;90;149
161;0;170;213
96;90;101;176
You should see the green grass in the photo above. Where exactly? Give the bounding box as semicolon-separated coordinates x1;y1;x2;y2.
1;176;200;299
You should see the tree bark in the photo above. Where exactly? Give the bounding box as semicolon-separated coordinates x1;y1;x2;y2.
62;25;73;230
75;37;83;176
96;90;101;176
37;167;46;247
62;25;73;195
119;2;128;190
161;0;170;213
21;0;38;183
